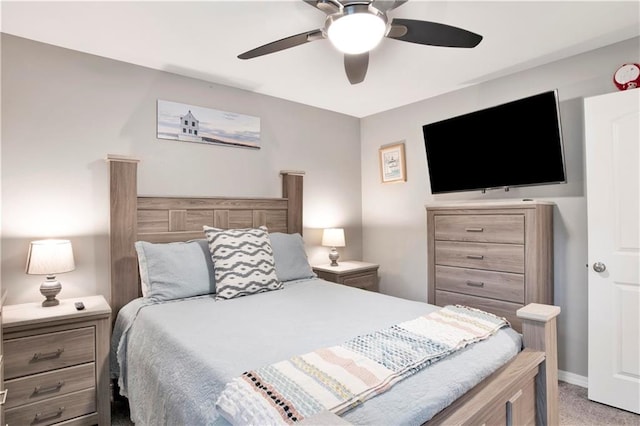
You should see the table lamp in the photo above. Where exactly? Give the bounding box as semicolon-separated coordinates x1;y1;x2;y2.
26;239;75;307
322;228;345;267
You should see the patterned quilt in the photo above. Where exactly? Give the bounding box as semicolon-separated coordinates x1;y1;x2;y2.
216;305;509;425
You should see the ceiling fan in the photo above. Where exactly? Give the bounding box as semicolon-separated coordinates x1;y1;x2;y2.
238;0;483;85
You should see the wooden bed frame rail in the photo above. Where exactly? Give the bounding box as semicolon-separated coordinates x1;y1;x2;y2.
427;303;560;426
107;156;559;426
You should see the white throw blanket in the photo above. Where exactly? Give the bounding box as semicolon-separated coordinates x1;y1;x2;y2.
216;304;509;425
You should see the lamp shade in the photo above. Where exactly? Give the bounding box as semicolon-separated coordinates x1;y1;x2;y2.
26;239;75;276
322;228;346;248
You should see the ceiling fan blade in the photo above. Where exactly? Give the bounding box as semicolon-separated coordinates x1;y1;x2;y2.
344;52;369;85
238;29;324;60
371;0;408;12
302;0;341;14
388;18;482;48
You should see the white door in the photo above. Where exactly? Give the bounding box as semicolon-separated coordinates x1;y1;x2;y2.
585;89;640;414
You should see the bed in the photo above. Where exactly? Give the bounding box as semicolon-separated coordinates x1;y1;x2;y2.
107;156;560;425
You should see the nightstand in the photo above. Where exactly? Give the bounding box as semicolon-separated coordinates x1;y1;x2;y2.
2;295;111;426
313;261;379;292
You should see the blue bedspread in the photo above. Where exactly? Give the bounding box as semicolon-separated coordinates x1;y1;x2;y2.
111;279;522;425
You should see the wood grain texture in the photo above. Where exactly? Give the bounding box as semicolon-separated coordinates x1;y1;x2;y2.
435;240;525;273
137;197;288;210
519;304;560;426
342;272;379;292
427;209;436;304
109;159;139;320
427;348;543;425
137;207;288;239
4;327;95;379
427;202;559;425
281;172;304;235
5;388;96;426
525;206;555;305
2;295;111;425
435;290;523;331
94;315;111;426
427;201;554;334
312;262;379;292
169;210;187;232
4;363;95;409
435;265;525;303
314;267;379;292
109;161;304;322
434;214;525;244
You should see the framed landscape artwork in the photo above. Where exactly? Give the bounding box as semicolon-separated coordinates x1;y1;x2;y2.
379;142;407;183
157;100;261;149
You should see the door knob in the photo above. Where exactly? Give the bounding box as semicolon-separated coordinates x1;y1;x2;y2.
593;262;607;273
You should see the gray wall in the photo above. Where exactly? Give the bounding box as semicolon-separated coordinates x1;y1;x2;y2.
3;31;639;379
1;34;362;305
360;36;640;378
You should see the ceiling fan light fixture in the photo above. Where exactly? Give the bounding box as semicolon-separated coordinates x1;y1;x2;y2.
327;12;387;54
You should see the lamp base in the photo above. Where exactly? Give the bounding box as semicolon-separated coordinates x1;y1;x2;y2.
329;247;340;267
40;276;61;307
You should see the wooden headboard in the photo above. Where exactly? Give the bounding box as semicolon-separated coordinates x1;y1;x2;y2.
107;155;304;319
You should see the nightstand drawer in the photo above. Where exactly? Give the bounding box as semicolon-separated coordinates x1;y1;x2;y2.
4;327;95;379
435;241;524;274
313;261;380;292
434;215;524;244
5;387;95;426
435;265;524;304
4;363;95;409
341;272;377;291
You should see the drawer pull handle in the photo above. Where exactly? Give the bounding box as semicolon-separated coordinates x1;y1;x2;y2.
466;254;484;260
34;407;65;422
466;281;485;287
465;227;484;232
32;348;64;361
0;389;8;405
34;380;65;395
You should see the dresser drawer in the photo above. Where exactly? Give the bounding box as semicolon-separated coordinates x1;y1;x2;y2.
435;265;525;304
340;272;378;291
434;214;524;244
5;387;95;426
4;363;95;409
435;241;524;274
435;290;523;331
4;327;95;379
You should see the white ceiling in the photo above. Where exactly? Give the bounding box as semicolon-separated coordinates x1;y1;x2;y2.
2;1;639;117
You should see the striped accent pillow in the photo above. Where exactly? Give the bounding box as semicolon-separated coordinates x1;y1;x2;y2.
204;226;282;300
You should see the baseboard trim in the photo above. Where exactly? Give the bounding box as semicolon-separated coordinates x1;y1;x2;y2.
559;370;588;388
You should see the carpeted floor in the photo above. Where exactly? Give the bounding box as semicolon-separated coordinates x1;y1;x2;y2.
111;381;640;425
558;381;639;425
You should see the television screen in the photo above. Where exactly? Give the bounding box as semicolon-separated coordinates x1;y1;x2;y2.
422;90;566;194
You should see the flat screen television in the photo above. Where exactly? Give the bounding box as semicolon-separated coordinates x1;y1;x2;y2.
422;90;566;194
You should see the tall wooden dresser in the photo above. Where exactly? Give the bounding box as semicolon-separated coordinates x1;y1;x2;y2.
426;201;554;332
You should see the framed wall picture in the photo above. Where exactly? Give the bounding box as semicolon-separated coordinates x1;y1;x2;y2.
157;99;261;149
379;142;407;183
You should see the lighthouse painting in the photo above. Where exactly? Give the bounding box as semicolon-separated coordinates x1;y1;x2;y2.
157;100;260;149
